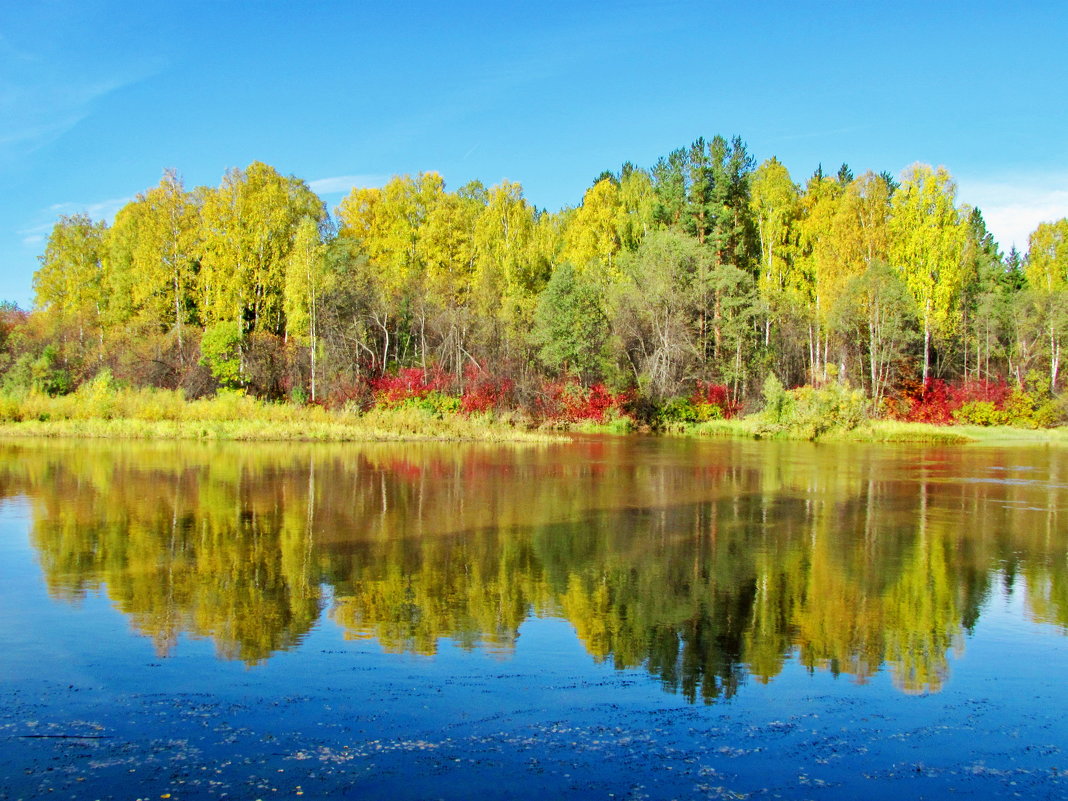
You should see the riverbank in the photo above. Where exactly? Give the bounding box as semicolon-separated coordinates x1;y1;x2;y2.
0;388;554;443
662;417;1068;444
3;385;1067;445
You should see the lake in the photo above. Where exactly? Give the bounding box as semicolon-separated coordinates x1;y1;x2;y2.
1;436;1066;799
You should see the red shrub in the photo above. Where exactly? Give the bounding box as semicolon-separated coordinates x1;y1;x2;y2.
459;363;514;414
537;378;632;424
690;381;741;419
889;378;1017;425
323;378;372;409
954;379;1013;407
370;366;452;405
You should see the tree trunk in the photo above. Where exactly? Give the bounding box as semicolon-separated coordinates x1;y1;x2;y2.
922;314;931;385
1051;320;1061;391
174;269;184;364
808;324;816;384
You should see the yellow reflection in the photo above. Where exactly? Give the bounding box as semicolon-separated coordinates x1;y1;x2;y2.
2;438;1065;698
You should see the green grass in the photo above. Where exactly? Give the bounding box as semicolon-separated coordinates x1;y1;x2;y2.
679;415;1068;445
828;420;974;443
0;387;556;443
566;416;639;435
686;417;763;439
948;424;1068;443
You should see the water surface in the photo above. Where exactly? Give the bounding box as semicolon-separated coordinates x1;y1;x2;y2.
1;436;1066;799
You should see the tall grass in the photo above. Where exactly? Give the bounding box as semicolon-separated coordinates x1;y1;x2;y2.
830;421;974;444
0;384;554;442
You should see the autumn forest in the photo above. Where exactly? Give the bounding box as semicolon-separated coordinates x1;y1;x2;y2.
5;135;1068;427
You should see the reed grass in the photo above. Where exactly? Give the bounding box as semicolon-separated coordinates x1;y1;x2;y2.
0;386;555;443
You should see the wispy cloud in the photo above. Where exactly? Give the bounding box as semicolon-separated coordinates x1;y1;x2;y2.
17;220;55;248
957;174;1068;253
47;195;133;222
308;175;388;195
18;195;133;247
0;40;163;160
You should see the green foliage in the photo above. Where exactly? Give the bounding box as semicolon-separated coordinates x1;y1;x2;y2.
199;322;244;388
401;390;462;418
758;379;867;439
533;263;609;381
659;396;702;425
654;390;729;429
953;400;1001;426
2;345;72;397
760;373;792;425
1002;389;1055;428
952;387;1064;428
831;261;916;401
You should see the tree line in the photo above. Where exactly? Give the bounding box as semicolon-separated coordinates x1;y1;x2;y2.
8;136;1068;415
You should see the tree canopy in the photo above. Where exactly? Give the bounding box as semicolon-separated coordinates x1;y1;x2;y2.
11;142;1067;414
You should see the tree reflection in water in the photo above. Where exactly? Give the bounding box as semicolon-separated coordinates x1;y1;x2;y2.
4;437;1065;700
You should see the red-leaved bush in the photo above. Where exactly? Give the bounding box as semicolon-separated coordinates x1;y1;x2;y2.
459;363;514;414
370;366;452;405
887;378;1016;425
537;378;632;424
691;381;741;419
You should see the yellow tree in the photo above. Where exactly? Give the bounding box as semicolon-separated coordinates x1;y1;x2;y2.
415;185;486;374
471;181;540;349
284;216;331;401
198;162;325;334
105;170;200;353
560;178;622;283
795;173;843;381
336;173;446;367
337;173;445;297
33;213;109;355
616;164;655;251
822;172;894;383
1025;219;1068;291
1024;218;1068;387
889;164;969;382
833;171;891;272
750;157;799;346
417;189;480;305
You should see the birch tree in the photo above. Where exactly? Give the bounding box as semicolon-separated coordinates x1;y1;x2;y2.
888;164;969;382
1024;218;1068;388
284;216;331;401
106;170;199;353
750;157;799;346
33;214;109;353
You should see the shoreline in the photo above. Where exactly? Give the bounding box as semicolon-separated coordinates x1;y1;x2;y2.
0;413;560;444
573;417;1068;445
3;413;1067;445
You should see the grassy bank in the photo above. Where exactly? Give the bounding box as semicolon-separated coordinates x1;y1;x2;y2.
679;416;1068;444
5;383;1066;445
0;386;554;443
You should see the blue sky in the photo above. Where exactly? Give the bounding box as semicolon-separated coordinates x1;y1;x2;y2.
2;0;1066;308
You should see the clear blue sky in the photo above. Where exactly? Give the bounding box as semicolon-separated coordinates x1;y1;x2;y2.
2;0;1066;308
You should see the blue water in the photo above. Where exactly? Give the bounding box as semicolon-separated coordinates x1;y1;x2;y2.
1;439;1067;800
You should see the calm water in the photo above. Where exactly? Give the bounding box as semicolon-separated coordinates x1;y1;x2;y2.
1;436;1066;799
